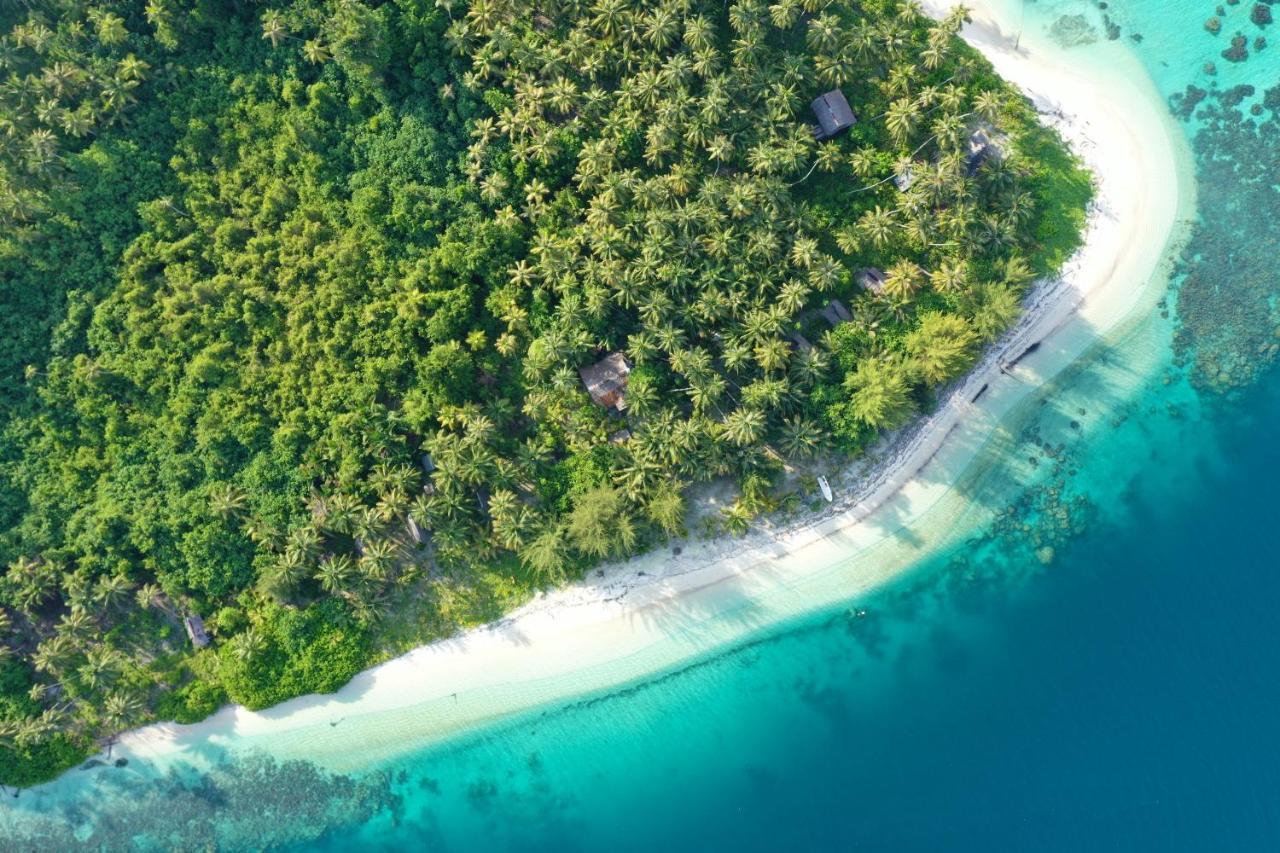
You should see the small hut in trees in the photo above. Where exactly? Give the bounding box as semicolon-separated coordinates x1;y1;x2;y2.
894;164;915;192
820;299;853;327
579;352;631;411
966;122;1008;174
856;268;886;296
184;614;210;649
788;331;813;353
406;516;425;544
810;89;857;141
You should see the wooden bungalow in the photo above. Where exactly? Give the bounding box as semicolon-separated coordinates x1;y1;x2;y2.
788;331;814;353
819;299;853;327
810;89;857;141
608;428;632;444
579;352;631;411
856;268;886;296
184;614;210;649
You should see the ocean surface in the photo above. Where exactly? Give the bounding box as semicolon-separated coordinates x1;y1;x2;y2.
6;1;1280;849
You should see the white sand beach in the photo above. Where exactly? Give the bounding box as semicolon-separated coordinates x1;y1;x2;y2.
101;1;1196;778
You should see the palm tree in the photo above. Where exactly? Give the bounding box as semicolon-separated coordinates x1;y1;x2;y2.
261;11;288;47
844;358;915;430
316;555;355;595
885;98;921;146
360;539;399;583
230;628;266;663
779;415;824;459
95;574;133;612
720;407;765;447
858;206;896;249
303;39;331;64
79;646;123;693
882;259;923;303
210;483;247;519
103;690;143;730
286;525;323;561
974;90;1004;123
929;258;970;294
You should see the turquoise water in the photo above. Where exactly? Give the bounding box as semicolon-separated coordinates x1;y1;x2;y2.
6;1;1280;849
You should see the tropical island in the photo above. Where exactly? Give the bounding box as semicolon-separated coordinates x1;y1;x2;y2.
0;0;1090;786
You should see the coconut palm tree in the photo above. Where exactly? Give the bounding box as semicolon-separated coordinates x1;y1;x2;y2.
315;555;355;596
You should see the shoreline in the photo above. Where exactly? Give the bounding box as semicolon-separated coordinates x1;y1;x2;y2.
25;1;1197;790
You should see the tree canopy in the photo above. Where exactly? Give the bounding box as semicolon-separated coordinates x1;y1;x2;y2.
0;0;1090;786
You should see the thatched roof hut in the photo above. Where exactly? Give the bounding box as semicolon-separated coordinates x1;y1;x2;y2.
966;122;1008;174
819;299;853;327
579;352;631;410
811;89;857;141
184;615;210;649
856;268;886;296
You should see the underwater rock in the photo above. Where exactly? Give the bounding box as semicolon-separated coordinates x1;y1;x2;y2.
1170;84;1209;119
1223;33;1251;61
1252;4;1273;26
1219;84;1257;106
1049;14;1099;47
1207;17;1223;35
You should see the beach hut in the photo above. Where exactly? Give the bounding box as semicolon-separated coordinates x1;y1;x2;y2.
788;331;813;353
184;614;210;649
608;428;632;444
894;164;915;192
579;352;631;411
966;121;1008;174
820;299;853;327
406;516;425;544
420;452;436;473
856;268;886;296
810;89;857;141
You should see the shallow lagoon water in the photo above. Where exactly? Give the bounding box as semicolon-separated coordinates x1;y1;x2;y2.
5;1;1280;849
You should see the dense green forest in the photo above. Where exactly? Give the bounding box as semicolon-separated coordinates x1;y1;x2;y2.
0;0;1089;785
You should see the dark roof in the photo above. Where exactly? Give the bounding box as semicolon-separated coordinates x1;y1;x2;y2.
579;352;631;410
857;268;886;295
966;122;1007;173
811;90;857;140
